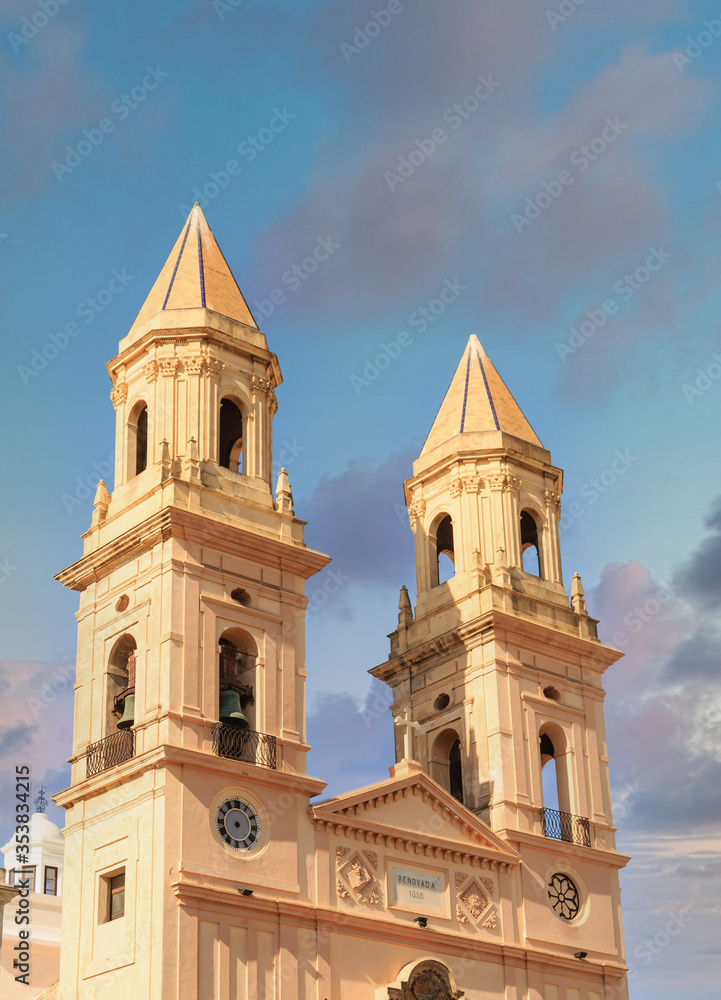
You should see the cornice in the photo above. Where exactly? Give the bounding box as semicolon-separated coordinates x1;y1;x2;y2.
169;884;627;983
502;828;630;870
56;505;330;592
54;742;326;810
373;608;620;683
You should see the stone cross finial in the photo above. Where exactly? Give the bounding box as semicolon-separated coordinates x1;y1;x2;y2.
394;708;420;761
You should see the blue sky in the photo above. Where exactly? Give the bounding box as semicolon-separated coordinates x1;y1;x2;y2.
1;2;720;996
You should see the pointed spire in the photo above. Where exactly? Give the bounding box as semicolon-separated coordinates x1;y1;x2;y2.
421;335;542;456
127;204;257;340
275;467;294;515
571;572;587;616
91;480;110;526
184;437;201;483
398;585;413;629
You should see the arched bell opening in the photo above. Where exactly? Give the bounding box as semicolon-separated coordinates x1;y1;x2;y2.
108;634;137;735
539;721;571;816
126;401;148;479
219;397;244;473
218;627;257;731
520;508;542;577
430;513;455;587
430;727;464;804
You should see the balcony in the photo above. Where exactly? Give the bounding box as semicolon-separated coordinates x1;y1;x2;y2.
539;807;591;847
211;723;276;770
86;730;135;777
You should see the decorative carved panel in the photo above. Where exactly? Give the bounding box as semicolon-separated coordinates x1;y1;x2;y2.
336;850;382;906
386;960;464;1000
454;874;499;929
459;879;489;920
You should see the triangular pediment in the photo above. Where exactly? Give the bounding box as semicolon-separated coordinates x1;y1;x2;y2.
311;762;519;867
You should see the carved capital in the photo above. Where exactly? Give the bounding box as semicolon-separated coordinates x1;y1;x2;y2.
110;382;128;410
251;374;273;396
143;360;159;382
183;356;206;376
463;475;483;494
545;489;561;512
408;500;426;533
158;358;180;378
206;358;224;379
269;389;278;416
488;473;520;494
449;478;464;499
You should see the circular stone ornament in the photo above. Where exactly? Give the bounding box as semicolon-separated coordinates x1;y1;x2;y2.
215;798;261;852
547;872;580;921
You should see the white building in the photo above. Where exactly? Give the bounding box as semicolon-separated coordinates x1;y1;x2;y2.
1;809;64;998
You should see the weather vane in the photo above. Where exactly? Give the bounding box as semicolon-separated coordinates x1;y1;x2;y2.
35;783;48;813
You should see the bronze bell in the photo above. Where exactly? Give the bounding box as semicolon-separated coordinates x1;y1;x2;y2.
116;694;135;731
219;689;249;729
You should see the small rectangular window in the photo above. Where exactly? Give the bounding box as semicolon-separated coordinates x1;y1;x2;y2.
44;866;58;896
15;866;35;892
8;869;14;885
109;872;125;920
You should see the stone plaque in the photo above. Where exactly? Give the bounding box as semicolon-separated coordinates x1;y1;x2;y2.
391;868;443;910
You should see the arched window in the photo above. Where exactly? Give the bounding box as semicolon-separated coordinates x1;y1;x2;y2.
520;509;541;577
107;634;136;734
539;722;571;816
430;728;464;804
431;514;455;586
218;628;257;731
219;398;243;472
127;402;148;478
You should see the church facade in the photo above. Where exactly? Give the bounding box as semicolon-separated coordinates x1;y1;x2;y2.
52;206;629;1000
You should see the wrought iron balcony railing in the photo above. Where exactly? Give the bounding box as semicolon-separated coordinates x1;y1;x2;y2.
211;723;277;770
86;729;135;777
539;807;591;847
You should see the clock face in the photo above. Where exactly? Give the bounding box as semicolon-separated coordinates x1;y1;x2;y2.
216;798;261;851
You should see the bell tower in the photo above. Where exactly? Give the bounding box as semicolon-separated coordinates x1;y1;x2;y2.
372;335;628;986
54;206;329;999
